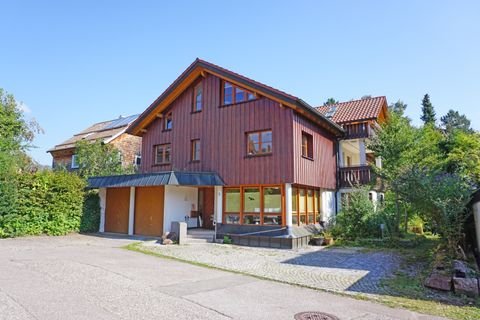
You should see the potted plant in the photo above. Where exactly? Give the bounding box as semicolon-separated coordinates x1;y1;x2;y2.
309;234;324;246
323;231;334;245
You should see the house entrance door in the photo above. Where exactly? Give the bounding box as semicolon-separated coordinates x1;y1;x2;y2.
198;187;215;229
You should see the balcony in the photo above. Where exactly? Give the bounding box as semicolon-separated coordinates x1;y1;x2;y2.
339;165;374;188
343;122;374;139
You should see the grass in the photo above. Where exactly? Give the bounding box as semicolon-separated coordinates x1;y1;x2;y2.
125;237;480;320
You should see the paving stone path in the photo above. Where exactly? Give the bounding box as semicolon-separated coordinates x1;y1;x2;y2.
141;242;401;296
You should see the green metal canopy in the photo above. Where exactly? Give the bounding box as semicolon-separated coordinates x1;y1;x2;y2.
88;171;225;188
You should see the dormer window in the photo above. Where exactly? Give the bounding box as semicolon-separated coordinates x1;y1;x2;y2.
164;112;172;130
193;83;203;112
222;81;256;105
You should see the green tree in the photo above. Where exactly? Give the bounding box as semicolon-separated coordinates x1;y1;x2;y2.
397;168;473;255
367;111;417;234
440;109;472;133
324;97;338;105
0;89;40;217
441;130;480;183
388;100;407;116
74;139;133;178
420;94;436;125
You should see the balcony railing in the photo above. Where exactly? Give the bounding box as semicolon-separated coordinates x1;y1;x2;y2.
343;122;372;139
339;165;374;188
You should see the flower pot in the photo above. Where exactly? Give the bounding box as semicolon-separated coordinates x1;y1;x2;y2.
310;237;324;246
323;237;334;245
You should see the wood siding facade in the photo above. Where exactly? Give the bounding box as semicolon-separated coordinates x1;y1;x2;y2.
141;74;295;185
140;73;337;189
292;113;337;190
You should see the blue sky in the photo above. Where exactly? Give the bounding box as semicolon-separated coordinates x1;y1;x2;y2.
1;0;479;165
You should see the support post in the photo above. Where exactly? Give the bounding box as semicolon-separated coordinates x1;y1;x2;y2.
99;188;106;232
214;186;223;241
285;183;293;237
128;187;135;236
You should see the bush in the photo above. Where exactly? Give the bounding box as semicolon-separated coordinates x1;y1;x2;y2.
0;170;87;237
333;187;397;240
80;190;100;232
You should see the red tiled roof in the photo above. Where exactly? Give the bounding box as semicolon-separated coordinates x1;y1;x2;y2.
316;96;387;124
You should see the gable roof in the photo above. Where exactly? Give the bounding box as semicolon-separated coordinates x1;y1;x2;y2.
48;114;139;152
127;58;344;136
316;96;387;124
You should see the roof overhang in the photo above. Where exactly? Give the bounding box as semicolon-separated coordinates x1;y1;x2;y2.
88;171;225;188
127;59;344;137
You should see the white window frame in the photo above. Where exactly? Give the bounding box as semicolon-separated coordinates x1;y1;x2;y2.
71;154;79;169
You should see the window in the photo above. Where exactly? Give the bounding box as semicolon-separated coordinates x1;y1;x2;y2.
247;130;272;156
154;144;171;165
193;83;202;112
134;154;141;166
191;139;200;161
301;132;313;159
299;188;306;225
224;188;241;224
222;81;256;105
292;188;298;225
71;154;79;169
164;112;172;130
291;187;322;226
243;187;260;224
224;185;284;226
263;187;282;225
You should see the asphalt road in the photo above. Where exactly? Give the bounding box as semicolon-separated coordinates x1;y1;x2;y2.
0;234;443;320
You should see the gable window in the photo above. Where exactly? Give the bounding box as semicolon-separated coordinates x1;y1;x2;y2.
164;112;172;130
154;144;171;165
71;154;79;169
301;132;313;159
193;83;202;112
222;81;256;105
191;139;200;161
247;130;272;156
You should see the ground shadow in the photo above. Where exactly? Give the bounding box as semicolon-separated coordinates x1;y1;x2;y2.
281;247;400;295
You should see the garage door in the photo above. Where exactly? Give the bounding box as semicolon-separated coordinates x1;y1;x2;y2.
105;187;130;234
134;186;164;237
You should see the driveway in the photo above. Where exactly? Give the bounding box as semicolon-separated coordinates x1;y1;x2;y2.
0;234;442;320
140;240;400;295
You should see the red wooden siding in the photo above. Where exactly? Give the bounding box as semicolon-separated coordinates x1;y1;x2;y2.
292;113;337;189
141;73;295;186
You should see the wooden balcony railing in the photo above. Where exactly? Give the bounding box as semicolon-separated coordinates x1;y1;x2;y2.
343;122;372;139
339;165;374;188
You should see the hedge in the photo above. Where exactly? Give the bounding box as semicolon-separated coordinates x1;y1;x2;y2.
0;170;99;238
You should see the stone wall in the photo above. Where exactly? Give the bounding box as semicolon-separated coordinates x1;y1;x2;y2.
110;133;142;168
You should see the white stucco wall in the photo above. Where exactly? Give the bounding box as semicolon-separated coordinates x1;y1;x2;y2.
322;190;336;223
163;186;198;234
99;188;106;232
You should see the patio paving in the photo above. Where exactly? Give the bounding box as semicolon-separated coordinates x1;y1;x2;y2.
140;241;401;296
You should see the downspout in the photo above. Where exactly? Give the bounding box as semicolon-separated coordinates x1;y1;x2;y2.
334;138;341;215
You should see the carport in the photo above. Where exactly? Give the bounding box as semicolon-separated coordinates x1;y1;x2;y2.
88;171;224;237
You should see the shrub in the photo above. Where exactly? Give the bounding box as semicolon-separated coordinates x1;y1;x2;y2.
80;190;100;233
333;187;397;240
0;170;87;237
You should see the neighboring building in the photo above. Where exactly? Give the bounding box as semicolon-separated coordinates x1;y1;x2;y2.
317;96;388;210
48;114;142;170
88;59;345;241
